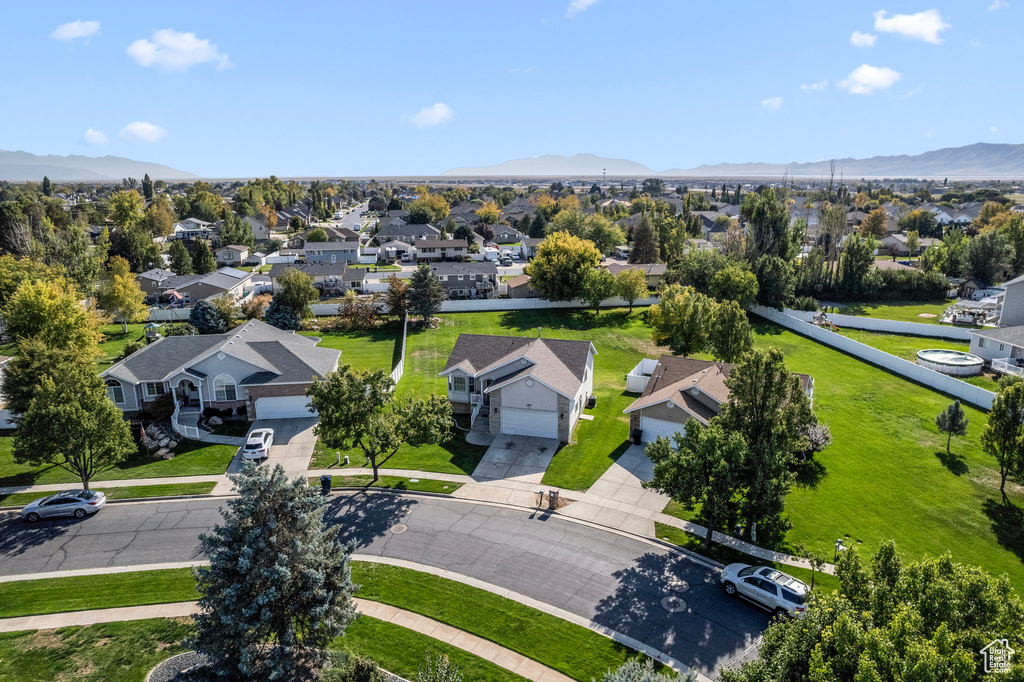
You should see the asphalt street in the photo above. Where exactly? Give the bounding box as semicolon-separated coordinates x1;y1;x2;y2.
0;494;766;678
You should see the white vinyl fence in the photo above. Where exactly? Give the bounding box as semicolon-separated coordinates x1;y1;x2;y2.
389;314;409;385
751;305;996;409
437;296;660;313
782;308;974;341
148;308;192;322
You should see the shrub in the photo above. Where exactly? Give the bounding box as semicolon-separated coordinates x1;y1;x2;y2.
791;296;818;312
120;339;146;360
163;322;198;336
148;393;175;422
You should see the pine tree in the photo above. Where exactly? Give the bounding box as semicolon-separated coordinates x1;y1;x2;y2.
265;298;300;330
189;462;357;681
41;176;52;197
529;212;548;238
167;239;193;275
628;214;660;264
189;299;227;334
141;173;154;200
191;240;216;274
408;263;445;321
935;400;968;455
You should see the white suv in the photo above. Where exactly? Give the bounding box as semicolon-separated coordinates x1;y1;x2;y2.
720;563;809;617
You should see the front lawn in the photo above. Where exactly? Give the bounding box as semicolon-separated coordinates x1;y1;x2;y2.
0;437;237;488
0;482;216;507
307;475;463;494
310;425;486;476
821;299;954;325
300;323;398;373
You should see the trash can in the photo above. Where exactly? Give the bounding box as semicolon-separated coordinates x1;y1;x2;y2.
320;474;332;495
631;429;643;445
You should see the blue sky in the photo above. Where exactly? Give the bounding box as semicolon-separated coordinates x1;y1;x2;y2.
0;1;1017;177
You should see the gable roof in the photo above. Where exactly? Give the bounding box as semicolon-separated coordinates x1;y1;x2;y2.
972;325;1024;347
102;319;339;386
269;262;349;278
430;261;498;276
441;334;595;398
605;263;666;277
505;274;532;288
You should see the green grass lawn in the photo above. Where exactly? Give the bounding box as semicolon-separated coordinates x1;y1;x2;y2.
0;436;237;488
836;328;969;361
0;482;216;507
745;318;1024;592
96;323;148;368
300;324;398;373
821;299;954;325
0;618;192;682
654;522;840;594
307;475;463;494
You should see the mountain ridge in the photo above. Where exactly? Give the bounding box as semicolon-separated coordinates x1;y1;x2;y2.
0;150;198;182
443;143;1024;179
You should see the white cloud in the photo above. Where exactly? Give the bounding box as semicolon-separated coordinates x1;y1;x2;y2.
991;125;999;132
50;20;100;42
873;9;950;44
760;97;783;111
120;121;167;143
82;128;108;146
566;0;598;18
509;67;534;75
801;79;828;92
838;64;901;94
405;103;454;127
970;39;983;47
989;0;1008;10
127;29;232;71
850;31;877;47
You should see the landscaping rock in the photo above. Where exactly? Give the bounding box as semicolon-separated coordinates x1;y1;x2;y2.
155;448;170;458
162;452;176;460
168;440;178;450
208;416;223;426
158;438;171;448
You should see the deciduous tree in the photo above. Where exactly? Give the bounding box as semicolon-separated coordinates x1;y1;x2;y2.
307;227;329;242
96;256;147;332
275;267;319;320
981;381;1024;503
647;284;714;356
615;268;649;312
1;278;105;351
167;239;193;275
524;231;601;302
383;274;409;320
708;300;753;363
709;266;758;308
191;240;216;274
579;267;617;312
860;206;888;239
109;190;145;229
476;201;499;225
935;400;968;455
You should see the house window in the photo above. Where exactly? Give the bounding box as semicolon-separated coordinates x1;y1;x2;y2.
452;376;467;392
144;382;165;397
105;379;124;404
214;374;237;402
979;338;986;348
1000;343;1005;352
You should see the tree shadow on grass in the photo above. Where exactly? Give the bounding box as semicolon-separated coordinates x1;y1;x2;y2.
934;449;969;476
749;320;784;336
325;491;415;551
498;308;635;334
982;499;1024;564
793;457;828;490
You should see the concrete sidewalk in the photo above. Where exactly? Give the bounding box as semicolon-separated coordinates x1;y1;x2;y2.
0;599;574;682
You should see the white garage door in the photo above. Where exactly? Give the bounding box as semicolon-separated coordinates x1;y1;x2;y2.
255;396;317;420
501;408;558;439
640;417;686;443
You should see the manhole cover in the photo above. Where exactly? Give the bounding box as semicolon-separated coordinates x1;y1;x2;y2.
389;524;408;534
666;578;689;593
661;595;687;613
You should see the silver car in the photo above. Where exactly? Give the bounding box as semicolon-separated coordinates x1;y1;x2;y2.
243;428;275;460
22;490;106;521
720;563;809;617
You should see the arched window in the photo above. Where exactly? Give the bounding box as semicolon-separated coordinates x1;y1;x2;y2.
214;375;237;402
105;379;124;404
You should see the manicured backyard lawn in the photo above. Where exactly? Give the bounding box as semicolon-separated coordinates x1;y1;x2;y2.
0;482;216;507
300;323;398;373
821;299;955;325
96;323;148;368
836;328;969;361
0;436;237;488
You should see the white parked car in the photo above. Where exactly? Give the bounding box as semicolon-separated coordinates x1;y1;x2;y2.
720;563;809;617
243;428;275;460
22;490;106;521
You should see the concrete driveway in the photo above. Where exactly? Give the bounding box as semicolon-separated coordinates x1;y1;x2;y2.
470;435;560;484
226;418;318;478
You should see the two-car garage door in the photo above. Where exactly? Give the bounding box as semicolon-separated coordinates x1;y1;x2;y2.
255;396;317;420
501;408;558;439
640;416;686;443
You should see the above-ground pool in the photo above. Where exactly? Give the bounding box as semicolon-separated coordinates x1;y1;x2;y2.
916;349;984;376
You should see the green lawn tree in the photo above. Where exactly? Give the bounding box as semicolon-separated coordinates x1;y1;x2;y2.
579;267;618;312
13;369;136;490
408;263;445;322
720;541;1024;682
382;274;409;321
708;299;754;363
709;266;759;309
167;239;194;275
191;239;216;274
981;381;1024;503
307;226;329;242
647;283;714;356
524;231;601;301
645;421;747;549
753;254;795;310
615;267;649;312
189;299;228;334
935;399;969;455
275;267;320;320
264;298;300;330
1;278;105;351
219;212;256;248
96;256;148;333
307;366;452;482
189;462;358;680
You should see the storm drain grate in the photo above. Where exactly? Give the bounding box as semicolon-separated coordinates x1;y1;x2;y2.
389;524;408;534
661;595;687;613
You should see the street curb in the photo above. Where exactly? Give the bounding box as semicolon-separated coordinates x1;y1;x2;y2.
0;493;234;513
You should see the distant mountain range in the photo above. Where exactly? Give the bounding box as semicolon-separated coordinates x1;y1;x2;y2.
444;144;1024;179
0;150;198;182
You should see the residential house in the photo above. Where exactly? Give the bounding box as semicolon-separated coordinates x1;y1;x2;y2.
879;232;939;256
305;241;360;264
431;261;498;299
604;263;666;290
505;274;537;299
243;215;281;243
493;226;524;244
414;239;468;261
374;223;440;245
998;274;1024;327
623;355;813;443
968;326;1024;376
499;197;537;224
136;267;253;306
101;319;340;422
215;245;250;266
523;237;545;259
268;262;351;297
173;218;215;241
440;333;596;442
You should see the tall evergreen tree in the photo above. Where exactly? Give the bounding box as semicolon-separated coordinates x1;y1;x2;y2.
529;212;548;238
629;214;660;264
408;263;445;321
141;174;154;200
41;176;52;197
168;239;193;275
189;462;357;681
189;299;228;334
192;240;216;274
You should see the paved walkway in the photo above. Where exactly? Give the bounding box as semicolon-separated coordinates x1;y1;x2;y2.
0;598;574;682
